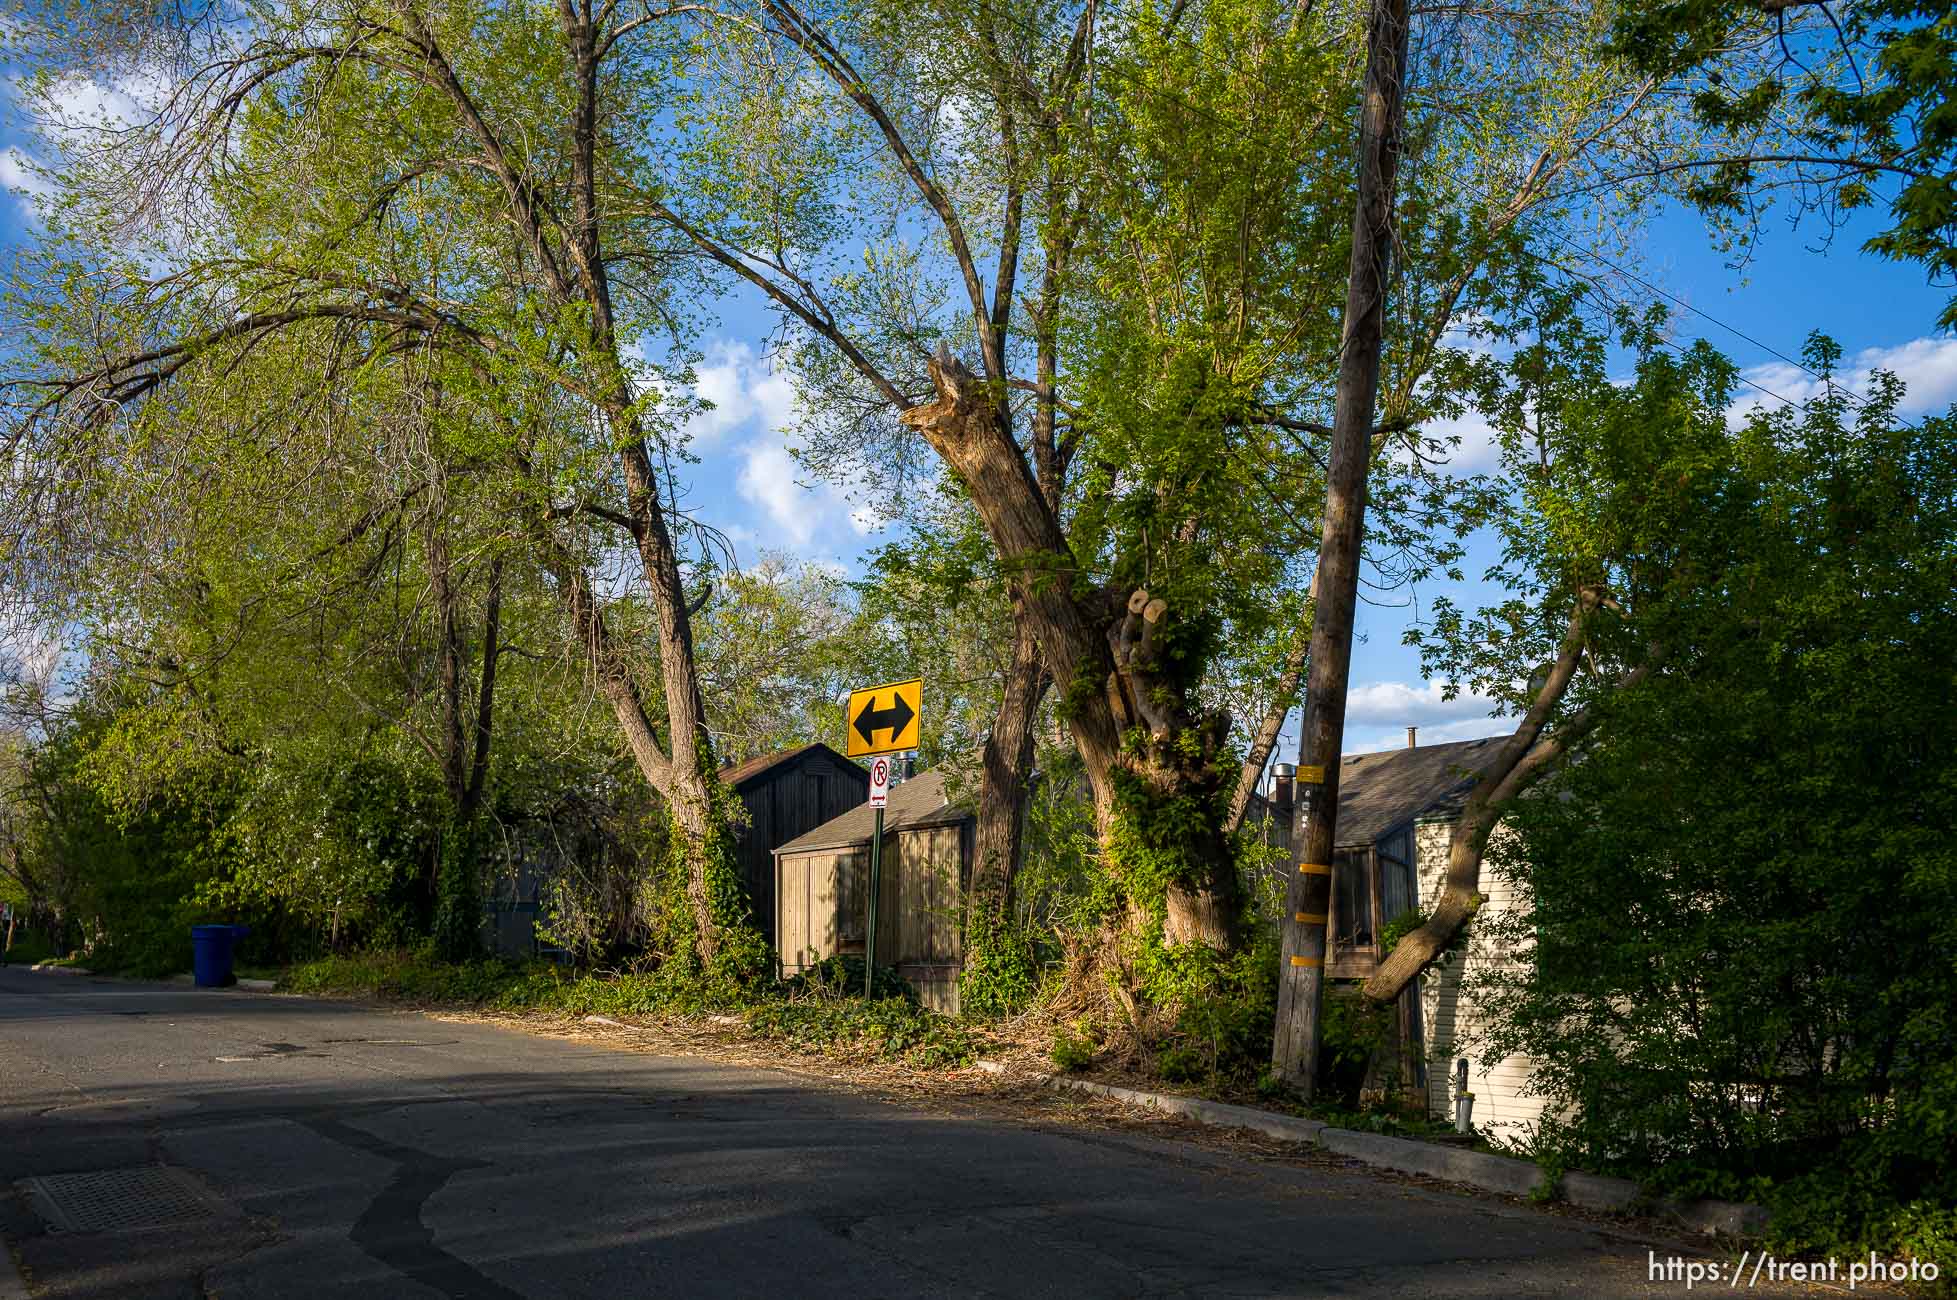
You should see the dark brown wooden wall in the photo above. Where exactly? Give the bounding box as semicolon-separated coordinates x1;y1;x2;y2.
730;750;867;944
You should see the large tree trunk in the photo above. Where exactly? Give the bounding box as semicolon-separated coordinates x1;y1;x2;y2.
424;488;501;961
562;1;747;964
901;350;1243;950
968;599;1047;930
462;558;502;822
1271;0;1414;1095
529;491;733;967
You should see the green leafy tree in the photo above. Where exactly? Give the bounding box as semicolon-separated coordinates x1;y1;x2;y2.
0;0;770;985
1611;0;1957;326
1469;337;1957;1259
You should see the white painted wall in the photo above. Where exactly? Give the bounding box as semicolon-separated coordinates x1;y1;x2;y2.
1414;818;1547;1147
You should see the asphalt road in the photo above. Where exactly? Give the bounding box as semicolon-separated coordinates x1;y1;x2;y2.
0;967;1778;1299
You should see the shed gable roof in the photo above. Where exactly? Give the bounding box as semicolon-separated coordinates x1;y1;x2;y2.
773;767;970;855
718;742;865;793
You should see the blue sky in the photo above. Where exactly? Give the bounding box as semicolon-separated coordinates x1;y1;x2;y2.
6;83;1953;760
658;199;1957;760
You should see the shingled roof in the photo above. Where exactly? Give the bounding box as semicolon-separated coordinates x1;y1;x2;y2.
717;742;858;791
773;767;970;855
1332;734;1511;846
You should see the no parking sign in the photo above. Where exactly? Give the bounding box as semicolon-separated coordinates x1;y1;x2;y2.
869;756;890;808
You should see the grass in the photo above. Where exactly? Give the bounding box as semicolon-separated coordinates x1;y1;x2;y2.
280;949;988;1069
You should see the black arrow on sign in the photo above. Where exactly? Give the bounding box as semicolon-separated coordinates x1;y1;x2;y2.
853;691;915;745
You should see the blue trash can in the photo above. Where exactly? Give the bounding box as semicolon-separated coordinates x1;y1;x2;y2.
191;924;250;987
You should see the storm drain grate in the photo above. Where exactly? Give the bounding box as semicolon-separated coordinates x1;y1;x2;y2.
17;1166;226;1234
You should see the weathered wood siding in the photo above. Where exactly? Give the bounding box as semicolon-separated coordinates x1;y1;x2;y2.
890;823;967;1014
774;820;970;1015
732;751;867;945
777;847;856;973
1414;819;1548;1143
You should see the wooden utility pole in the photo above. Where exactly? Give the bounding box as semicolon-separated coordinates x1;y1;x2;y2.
1271;0;1413;1095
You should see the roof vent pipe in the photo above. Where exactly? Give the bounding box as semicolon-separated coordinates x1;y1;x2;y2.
1407;726;1418;749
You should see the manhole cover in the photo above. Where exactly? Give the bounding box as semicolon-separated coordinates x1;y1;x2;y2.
17;1167;230;1234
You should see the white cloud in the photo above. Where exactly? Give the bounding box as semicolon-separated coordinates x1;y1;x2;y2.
1340;679;1510;754
0;146;55;198
24;69;170;140
1731;336;1957;424
736;442;821;545
734;437;882;552
1346;678;1495;728
693;336;884;553
1415;410;1504;474
681;339;799;447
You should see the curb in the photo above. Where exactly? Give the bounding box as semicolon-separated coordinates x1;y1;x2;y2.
1320;1126;1541;1198
25;963;91;976
1031;1072;1765;1237
1044;1073;1328;1145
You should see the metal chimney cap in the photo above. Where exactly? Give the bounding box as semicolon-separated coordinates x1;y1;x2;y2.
1272;762;1296;777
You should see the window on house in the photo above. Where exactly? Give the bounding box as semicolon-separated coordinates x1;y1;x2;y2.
1378;831;1414;921
1333;849;1374;949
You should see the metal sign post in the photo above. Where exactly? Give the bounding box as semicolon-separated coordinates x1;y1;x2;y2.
845;679;919;998
865;756;890;997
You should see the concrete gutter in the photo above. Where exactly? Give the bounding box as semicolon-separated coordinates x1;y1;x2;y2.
1027;1070;1767;1238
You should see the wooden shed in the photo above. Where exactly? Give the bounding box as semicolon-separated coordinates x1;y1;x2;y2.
719;743;869;947
772;766;973;1014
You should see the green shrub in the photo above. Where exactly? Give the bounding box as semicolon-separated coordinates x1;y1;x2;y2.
786;955;916;1003
1;928;61;965
1468;352;1957;1261
959;901;1041;1018
1050;1023;1098;1072
744;994;980;1067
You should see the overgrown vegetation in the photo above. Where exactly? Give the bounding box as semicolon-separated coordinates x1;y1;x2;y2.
282;949;982;1068
0;0;1952;1268
1464;335;1957;1261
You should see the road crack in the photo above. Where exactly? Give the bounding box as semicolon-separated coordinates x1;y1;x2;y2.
298;1116;522;1300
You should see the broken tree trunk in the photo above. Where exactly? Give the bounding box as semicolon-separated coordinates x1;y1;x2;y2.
1271;0;1414;1096
900;350;1242;950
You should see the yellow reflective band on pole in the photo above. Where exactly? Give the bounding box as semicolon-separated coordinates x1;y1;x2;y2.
1294;912;1326;924
1297;863;1331;875
1289;955;1323;967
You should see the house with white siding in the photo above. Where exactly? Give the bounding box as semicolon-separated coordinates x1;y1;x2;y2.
1293;734;1546;1144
